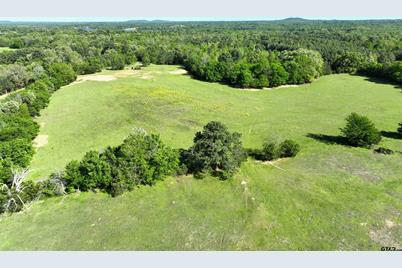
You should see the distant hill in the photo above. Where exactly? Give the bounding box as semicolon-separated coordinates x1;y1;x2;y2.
279;17;311;22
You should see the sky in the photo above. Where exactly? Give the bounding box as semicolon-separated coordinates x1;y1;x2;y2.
1;0;401;20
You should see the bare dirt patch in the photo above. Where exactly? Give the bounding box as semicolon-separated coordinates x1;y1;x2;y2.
238;88;262;92
169;69;188;75
81;75;117;82
33;135;48;148
237;84;301;92
139;73;154;80
274;85;300;89
113;69;140;77
369;219;401;248
68;75;117;86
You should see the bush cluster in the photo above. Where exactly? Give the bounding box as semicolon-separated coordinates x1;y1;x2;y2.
373;147;394;155
184;48;324;88
62;130;179;197
249;139;301;161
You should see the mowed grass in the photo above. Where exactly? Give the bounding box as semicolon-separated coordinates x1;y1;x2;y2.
0;65;401;250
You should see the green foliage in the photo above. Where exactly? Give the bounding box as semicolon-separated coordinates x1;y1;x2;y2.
0;159;13;184
278;140;301;158
249;139;300;161
0;104;39;141
64;151;112;192
182;121;246;179
63;131;179;196
105;49;126;70
78;58;102;74
141;53;151;67
0;64;30;94
398;121;402;136
340;113;381;148
47;63;76;89
25;80;51;116
0;139;34;168
333;52;371;73
261;142;279;161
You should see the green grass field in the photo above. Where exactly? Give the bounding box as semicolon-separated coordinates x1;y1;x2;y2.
0;65;401;250
0;47;14;52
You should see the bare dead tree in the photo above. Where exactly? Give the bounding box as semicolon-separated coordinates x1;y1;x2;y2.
11;168;30;193
0;168;30;212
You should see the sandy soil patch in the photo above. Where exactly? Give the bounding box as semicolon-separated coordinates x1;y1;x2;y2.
33;135;48;148
239;88;261;92
68;75;117;86
238;84;300;92
82;75;117;82
113;69;140;77
169;69;188;75
139;74;154;80
274;84;300;89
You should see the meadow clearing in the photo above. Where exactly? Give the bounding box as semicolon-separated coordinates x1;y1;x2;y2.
0;65;401;250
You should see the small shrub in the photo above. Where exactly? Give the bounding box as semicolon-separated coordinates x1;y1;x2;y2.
340;113;381;147
373;147;394;155
261;142;279;161
278;139;301;158
398;121;402;136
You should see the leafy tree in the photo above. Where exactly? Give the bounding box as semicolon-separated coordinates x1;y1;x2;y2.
183;121;246;179
269;61;289;87
113;131;179;186
0;64;30;94
340;113;381;147
64;151;112;192
333;52;370;73
105;49;125;70
25;80;50;116
47;63;76;89
141;53;151;67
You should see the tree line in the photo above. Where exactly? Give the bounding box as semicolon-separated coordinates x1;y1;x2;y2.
1;19;402;92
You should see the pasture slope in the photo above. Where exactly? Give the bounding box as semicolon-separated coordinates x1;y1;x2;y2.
0;65;401;250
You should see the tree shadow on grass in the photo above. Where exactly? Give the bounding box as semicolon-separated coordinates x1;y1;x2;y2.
353;74;402;91
381;131;401;140
306;133;349;146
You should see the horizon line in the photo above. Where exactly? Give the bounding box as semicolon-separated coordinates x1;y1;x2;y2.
1;17;402;23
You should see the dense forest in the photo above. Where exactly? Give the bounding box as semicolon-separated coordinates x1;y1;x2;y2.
1;19;402;92
0;19;402;213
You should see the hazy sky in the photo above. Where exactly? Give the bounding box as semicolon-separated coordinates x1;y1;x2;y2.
1;0;401;19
